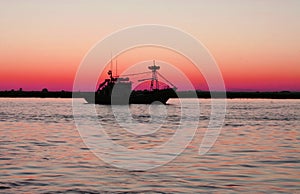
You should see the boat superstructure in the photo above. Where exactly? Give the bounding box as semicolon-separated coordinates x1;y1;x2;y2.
84;60;177;104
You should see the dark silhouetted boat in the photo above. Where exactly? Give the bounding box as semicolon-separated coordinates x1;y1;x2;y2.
84;60;177;104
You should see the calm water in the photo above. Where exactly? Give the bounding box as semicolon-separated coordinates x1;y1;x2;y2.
0;98;299;193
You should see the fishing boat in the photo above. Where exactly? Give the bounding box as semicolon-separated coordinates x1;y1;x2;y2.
83;60;177;104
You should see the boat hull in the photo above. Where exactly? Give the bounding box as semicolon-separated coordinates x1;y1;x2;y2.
83;89;176;105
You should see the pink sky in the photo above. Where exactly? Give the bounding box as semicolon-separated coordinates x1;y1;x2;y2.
0;0;299;91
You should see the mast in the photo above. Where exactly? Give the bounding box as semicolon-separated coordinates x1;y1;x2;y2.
148;60;160;90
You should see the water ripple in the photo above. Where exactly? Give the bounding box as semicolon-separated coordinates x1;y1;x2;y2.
0;98;299;193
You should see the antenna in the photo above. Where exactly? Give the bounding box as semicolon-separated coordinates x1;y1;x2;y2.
116;57;118;77
110;52;113;72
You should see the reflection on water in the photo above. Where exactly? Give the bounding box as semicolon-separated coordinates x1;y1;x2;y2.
0;98;299;193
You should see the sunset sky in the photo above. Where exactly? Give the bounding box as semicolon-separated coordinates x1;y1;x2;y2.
1;0;299;91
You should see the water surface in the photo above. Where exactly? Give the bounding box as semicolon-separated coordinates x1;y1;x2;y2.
0;98;299;193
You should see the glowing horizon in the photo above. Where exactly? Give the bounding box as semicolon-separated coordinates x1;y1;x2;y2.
1;1;299;92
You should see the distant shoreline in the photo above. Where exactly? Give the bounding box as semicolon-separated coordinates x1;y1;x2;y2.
0;90;299;99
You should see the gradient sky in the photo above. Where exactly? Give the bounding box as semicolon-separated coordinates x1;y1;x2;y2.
1;0;299;91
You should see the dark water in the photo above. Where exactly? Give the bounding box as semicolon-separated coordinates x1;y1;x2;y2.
0;98;299;193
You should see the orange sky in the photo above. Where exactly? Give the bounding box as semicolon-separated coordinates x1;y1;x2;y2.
0;1;299;91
